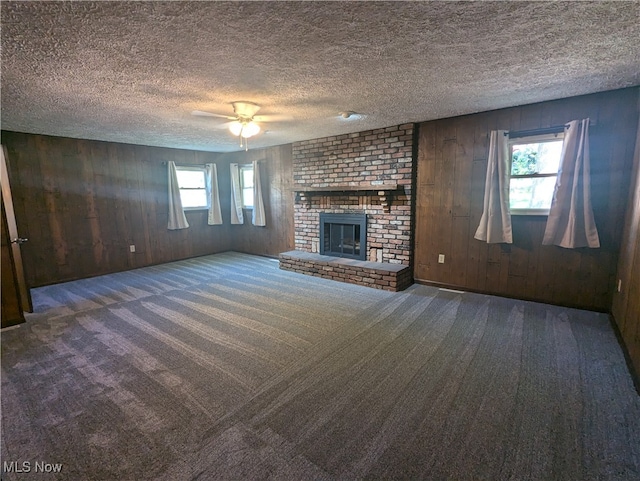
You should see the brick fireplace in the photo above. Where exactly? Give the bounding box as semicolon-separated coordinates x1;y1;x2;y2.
279;123;415;291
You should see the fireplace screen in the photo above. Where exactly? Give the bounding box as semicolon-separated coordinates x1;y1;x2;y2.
319;213;367;260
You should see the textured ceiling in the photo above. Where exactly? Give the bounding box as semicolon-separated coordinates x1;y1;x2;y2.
2;1;639;153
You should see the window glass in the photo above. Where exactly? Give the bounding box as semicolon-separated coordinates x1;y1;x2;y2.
176;170;205;188
176;166;208;209
509;133;563;215
240;165;254;208
510;176;558;211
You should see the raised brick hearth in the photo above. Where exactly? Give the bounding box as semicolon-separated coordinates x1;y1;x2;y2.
279;250;412;291
279;123;416;290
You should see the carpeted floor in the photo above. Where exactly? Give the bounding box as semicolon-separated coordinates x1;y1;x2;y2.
1;252;639;480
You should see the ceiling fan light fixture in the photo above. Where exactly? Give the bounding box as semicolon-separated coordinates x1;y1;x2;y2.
228;120;260;138
229;120;243;137
197;101;265;150
242;121;260;138
228;119;261;151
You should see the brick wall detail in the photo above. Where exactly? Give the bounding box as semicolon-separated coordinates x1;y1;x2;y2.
292;124;414;266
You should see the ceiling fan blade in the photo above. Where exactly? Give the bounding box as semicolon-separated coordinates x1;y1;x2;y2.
212;121;236;130
191;110;235;120
253;114;294;122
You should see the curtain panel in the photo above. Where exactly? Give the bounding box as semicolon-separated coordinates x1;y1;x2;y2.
229;163;244;224
252;160;266;226
206;163;223;225
167;161;189;230
543;119;600;248
474;130;512;243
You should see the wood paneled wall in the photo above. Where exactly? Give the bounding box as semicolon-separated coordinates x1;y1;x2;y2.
414;88;639;311
1;132;232;286
217;144;295;257
612;98;640;378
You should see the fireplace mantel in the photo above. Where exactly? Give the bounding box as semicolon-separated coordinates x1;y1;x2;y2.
294;183;399;211
294;183;398;193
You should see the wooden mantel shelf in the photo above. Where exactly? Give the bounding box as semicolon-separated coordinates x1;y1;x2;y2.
294;184;400;212
294;183;399;193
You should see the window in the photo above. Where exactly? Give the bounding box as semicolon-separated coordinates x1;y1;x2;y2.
509;132;564;215
239;164;254;208
175;165;208;209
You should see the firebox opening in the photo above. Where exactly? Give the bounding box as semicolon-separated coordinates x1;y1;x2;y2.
319;213;367;261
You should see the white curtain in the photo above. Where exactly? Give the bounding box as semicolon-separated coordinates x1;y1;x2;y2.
474;130;512;243
167;161;189;230
206;163;223;225
230;163;244;224
543;119;600;248
252;160;266;226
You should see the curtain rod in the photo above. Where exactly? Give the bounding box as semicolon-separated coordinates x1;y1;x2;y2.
159;161;216;165
506;120;596;139
159;160;263;165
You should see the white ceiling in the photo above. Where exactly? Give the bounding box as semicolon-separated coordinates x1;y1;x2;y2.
2;1;639;153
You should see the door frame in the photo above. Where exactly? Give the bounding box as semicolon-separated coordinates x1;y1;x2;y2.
1;145;33;312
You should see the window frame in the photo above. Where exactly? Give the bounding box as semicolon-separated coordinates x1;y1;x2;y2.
508;131;564;216
238;163;254;210
175;165;209;211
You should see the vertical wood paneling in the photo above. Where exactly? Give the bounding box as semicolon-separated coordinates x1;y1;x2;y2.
217;144;295;257
612;93;640;377
414;123;437;277
414;88;639;311
1;132;232;286
437;133;456;281
453;117;475;218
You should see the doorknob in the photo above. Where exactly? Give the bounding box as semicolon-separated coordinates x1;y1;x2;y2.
10;237;28;244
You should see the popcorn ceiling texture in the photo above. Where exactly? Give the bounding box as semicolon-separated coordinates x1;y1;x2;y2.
2;1;639;152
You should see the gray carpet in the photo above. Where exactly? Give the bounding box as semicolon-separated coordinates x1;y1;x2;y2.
1;252;639;480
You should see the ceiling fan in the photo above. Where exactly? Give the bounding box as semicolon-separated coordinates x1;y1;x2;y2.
192;101;289;150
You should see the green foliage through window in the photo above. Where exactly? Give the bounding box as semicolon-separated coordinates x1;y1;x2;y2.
508;134;564;214
511;147;539;175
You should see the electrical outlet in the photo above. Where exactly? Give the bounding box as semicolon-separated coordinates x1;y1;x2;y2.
438;254;445;264
129;245;136;253
617;279;622;292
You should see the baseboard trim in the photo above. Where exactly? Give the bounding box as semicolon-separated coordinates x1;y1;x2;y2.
412;277;610;313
